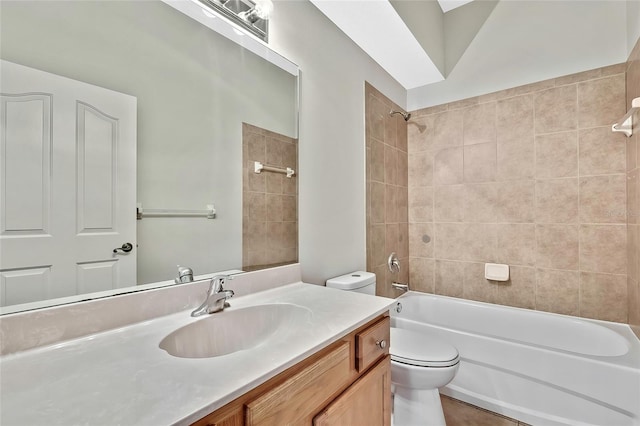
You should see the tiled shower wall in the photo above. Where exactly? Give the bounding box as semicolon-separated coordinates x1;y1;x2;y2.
406;64;630;323
365;83;409;297
242;123;298;271
627;38;640;336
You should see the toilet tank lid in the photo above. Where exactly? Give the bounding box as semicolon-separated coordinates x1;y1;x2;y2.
326;271;376;290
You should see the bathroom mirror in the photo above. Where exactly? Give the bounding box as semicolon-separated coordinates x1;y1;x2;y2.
0;0;299;313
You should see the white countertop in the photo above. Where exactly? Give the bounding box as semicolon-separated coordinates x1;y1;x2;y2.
0;283;394;426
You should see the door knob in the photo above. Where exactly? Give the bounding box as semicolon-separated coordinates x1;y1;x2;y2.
113;243;133;253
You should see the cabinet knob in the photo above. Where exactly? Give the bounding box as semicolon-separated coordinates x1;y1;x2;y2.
376;339;387;349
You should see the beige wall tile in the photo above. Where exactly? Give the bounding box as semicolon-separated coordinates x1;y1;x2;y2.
398;189;409;224
385;184;398;224
580;272;627;322
496;224;536;266
409;223;434;258
580;224;627;274
536;269;580;316
396;115;408;152
432;110;463;151
408;186;433;223
579;175;626;223
243;220;267;252
370;182;385;224
495;266;536;309
578;74;626;128
629;225;639;282
502;79;555;99
384;108;397;147
266;193;283;222
384;145;398;185
368;224;387;269
464;142;496;183
245;192;266;221
628;170;639;225
434;223;466;260
398;151;409;187
434;147;464;185
463;102;496;145
497;95;534;141
374;265;395;298
579;127;626;176
368;93;385;141
435;260;465;297
535;131;578;178
246;160;266;192
496;180;535;223
282;195;297;222
409;257;435;293
629;277;640;326
442;396;518;426
409;150;434;187
536;224;579;270
534;85;577;134
497;136;535;181
463;223;496;262
463;262;497;303
385;224;399;259
398;223;409;259
535;178;579;223
627;136;637;172
408;116;434;153
370;139;385;183
266;173;283;194
434;185;464;222
463;183;497;222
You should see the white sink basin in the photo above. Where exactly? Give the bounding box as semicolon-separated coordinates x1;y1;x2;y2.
159;303;312;358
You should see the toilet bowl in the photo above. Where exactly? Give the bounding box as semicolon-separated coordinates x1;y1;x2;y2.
325;272;460;426
391;327;460;426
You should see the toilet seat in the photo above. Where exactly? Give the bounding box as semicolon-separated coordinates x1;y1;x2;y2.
391;328;460;368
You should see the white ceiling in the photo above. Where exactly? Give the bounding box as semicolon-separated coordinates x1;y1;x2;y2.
437;0;474;13
309;0;635;110
308;0;444;89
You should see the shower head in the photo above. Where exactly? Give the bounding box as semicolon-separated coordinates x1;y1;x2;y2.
390;109;411;121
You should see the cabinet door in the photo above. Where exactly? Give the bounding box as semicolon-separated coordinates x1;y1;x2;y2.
313;356;391;426
245;341;354;425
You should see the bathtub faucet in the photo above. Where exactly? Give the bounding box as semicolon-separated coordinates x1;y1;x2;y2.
392;282;409;292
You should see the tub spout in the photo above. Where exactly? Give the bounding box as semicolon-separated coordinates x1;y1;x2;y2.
392;282;409;292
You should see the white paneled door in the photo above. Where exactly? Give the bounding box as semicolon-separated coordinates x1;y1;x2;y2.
0;60;137;307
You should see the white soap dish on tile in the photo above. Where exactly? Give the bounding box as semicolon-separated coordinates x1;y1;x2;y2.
485;263;509;281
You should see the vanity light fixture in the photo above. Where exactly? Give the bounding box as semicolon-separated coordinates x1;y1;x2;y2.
198;0;272;42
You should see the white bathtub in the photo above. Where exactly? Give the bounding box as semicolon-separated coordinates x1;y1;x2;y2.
391;292;640;426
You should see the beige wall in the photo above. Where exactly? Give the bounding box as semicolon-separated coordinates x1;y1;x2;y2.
365;83;409;297
406;63;630;323
242;123;298;271
627;39;640;335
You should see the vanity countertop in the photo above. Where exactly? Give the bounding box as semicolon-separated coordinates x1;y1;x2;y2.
0;282;394;426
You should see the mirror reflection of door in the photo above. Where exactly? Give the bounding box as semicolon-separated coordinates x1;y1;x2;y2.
0;60;137;307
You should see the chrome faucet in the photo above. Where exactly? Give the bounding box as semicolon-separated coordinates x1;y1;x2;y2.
175;266;194;284
191;275;235;317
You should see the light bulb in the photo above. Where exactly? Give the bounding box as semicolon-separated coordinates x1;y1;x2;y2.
253;0;273;19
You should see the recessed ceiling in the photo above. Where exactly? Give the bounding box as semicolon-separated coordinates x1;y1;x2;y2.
308;0;444;89
437;0;474;13
309;0;634;110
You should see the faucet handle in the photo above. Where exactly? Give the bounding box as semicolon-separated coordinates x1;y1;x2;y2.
175;265;194;284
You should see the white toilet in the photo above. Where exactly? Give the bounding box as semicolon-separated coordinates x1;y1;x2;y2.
326;272;460;426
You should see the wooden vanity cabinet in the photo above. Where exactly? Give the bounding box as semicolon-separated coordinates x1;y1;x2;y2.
192;315;390;426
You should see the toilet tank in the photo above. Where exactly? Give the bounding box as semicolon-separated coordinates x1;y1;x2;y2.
326;271;376;295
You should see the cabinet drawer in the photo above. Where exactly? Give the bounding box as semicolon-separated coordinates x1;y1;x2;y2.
245;340;354;425
356;316;390;372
